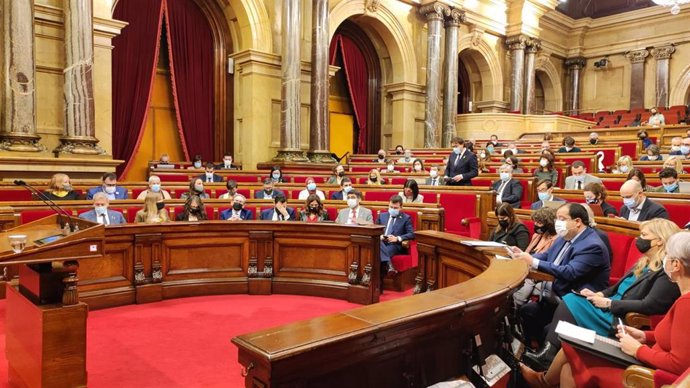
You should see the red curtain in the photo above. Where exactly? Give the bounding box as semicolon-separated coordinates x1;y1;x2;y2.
329;34;369;153
164;0;215;162
112;0;165;176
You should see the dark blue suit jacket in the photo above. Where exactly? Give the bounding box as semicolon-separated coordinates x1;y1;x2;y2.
533;227;610;297
444;151;478;185
196;173;224;183
491;179;523;208
259;207;296;221
219;208;254;221
254;189;285;199
86;186;128;200
377;212;415;262
330;191;346;200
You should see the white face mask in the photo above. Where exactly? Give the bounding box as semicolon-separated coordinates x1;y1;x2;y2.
429;170;438;178
387;164;395;172
539;159;548;167
414;165;422;171
619;165;629;173
662;256;676;281
554;219;570;238
347;198;358;209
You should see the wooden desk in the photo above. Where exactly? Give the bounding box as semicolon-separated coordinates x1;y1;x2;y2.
232;230;528;388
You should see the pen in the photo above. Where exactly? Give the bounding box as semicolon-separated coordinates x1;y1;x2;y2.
618;318;626;335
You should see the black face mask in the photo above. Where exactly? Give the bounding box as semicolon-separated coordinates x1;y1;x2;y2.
534;225;545;235
337;171;345;177
232;203;243;211
264;189;272;195
636;237;652;254
586;198;598;205
396;150;403;155
370;177;377;182
190;207;201;214
589;139;597;145
309;206;319;213
156;202;165;211
498;220;510;229
378;154;385;159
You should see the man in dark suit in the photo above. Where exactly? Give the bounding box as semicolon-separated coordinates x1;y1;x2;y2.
254;179;285;200
259;194;295;221
445;136;478;186
619;179;669;221
491;164;523;208
197;163;224;183
215;153;237;170
330;177;353;200
220;194;254;221
86;172;128;200
377;195;415;278
424;166;442;186
513;203;610;367
79;192;126;225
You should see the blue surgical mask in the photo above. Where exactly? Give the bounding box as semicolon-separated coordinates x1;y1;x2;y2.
272;172;281;179
681;146;690;155
388;208;400;217
664;183;678;193
623;196;638;209
307;182;316;191
538;192;550;201
151;183;161;193
453;146;461;155
193;161;202;169
486;145;494;153
500;172;510;181
95;206;107;216
575;175;585;182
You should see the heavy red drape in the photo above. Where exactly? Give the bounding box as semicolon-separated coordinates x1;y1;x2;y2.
164;0;215;162
112;0;164;176
329;34;369;153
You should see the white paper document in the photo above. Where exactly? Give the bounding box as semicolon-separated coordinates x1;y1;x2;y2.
460;241;506;247
555;320;596;344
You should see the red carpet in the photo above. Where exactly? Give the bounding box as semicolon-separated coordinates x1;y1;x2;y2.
0;290;410;387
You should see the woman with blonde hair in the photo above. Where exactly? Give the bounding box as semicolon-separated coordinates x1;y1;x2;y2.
664;155;687;174
522;218;681;371
612;155;634;174
135;192;169;224
366;168;384;185
43;173;80;201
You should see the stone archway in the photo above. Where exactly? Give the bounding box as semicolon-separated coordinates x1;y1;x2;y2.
535;56;563;114
670;63;690;106
458;32;504;110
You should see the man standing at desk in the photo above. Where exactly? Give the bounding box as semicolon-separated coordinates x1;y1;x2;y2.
445;137;478;186
511;203;610;365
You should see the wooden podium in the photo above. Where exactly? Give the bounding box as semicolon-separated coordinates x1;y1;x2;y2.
0;215;104;388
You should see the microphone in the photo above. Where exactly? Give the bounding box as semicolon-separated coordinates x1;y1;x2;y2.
14;180;75;232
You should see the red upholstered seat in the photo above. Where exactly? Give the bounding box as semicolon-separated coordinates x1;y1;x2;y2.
661;202;690;228
438;192;480;237
364;191;396;202
607;233;635;285
21;210;61;224
325;207;338;221
387;177;407;185
391;240;418;272
131;188;147;199
158;174;190;182
226;175;261;183
0;190;33;201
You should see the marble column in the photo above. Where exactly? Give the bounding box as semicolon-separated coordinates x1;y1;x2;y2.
420;2;449;148
0;0;44;152
55;0;103;155
441;9;465;147
506;35;527;113
523;39;541;114
625;49;649;110
307;0;335;163
650;45;675;108
274;0;307;162
564;57;586;115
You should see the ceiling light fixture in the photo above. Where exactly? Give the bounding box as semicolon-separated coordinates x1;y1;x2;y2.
652;0;689;15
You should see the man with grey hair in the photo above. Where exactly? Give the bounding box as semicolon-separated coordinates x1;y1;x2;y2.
136;175;172;200
79;192;126;225
491;164;522;208
220;193;253;221
669;136;684;155
619;179;669;222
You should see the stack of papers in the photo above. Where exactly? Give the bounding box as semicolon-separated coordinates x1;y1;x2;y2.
460;241;506;247
555;321;596;344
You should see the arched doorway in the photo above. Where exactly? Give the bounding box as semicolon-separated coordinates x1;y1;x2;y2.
534;74;546;114
458;48;498;112
457;59;471;113
112;0;232;180
328;21;382;155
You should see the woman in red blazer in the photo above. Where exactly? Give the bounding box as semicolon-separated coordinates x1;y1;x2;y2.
520;231;690;388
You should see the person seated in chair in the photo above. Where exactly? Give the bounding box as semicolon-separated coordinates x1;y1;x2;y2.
489;203;529;251
377;195;415;279
135;192;169;224
655;168;681;194
522;218;681;372
619;179;669;222
327;164;347;185
510;203;610;348
373;149;388;164
425;166;442;186
254;178;284;200
298;177;325;200
197;163;223;183
330;177;353;200
220;194;253;221
79;192;126;225
180;178;210;200
175;194;208;222
558;136;581;153
187;154;203;170
335;190;373;225
520;231;690;388
492;164;522;208
218;180;238;199
259;194;295;221
86;172;128;200
640;144;662;161
299;194;329;223
216;153;237;170
399;179;424;203
44;173;80;201
269;166;286;183
583;182;618;217
530;180;564;210
564;161;602;190
137;175;172;200
588;132;600;145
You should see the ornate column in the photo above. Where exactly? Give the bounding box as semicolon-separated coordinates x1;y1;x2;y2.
650;45;675;108
523;39;541;114
0;0;45;152
55;0;103;155
625;49;649;110
564;57;586;115
506;35;527;113
274;0;307;162
307;0;335;163
441;8;465;147
420;2;449;148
